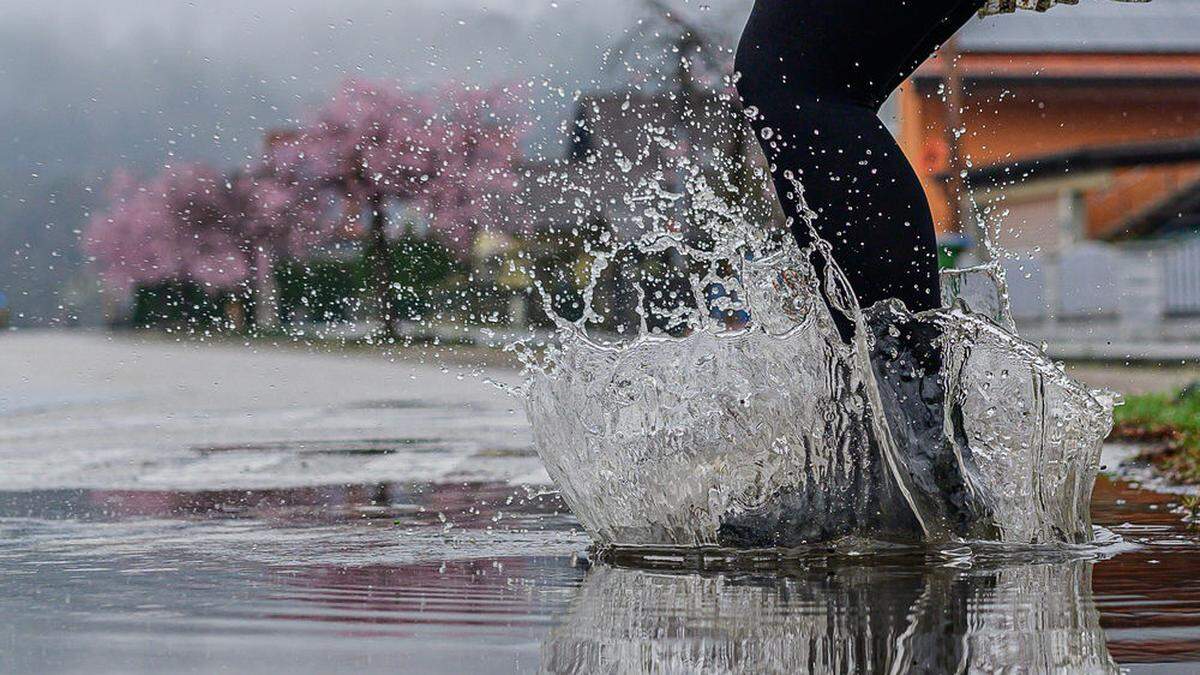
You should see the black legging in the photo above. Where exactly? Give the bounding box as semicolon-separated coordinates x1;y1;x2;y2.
736;0;985;314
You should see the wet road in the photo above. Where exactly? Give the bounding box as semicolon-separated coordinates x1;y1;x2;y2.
3;333;1200;673
0;332;542;490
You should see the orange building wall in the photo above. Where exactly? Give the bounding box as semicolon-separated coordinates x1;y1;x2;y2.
899;53;1200;237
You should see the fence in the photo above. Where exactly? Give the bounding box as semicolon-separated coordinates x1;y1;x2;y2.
992;235;1200;359
1163;236;1200;316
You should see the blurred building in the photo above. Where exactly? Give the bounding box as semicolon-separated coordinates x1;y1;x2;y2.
518;90;779;237
513;89;778;332
900;0;1200;252
900;0;1200;354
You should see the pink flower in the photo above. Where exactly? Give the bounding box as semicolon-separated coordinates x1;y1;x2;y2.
279;78;525;255
85;78;526;298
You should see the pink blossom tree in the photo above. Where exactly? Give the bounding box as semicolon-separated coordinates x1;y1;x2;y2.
87;78;522;335
419;86;525;254
274;78;523;338
85;164;248;298
85;162;331;327
226;169;329;326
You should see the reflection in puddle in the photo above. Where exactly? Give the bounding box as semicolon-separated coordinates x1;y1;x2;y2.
546;560;1115;673
2;478;1200;672
194;438;449;456
0;481;569;529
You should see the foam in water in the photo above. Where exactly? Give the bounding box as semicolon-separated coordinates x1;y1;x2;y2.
513;153;1115;550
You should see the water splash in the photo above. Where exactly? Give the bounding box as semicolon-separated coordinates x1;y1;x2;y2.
514;150;1114;551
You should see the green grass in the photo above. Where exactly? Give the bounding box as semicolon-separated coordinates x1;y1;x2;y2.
1112;390;1200;483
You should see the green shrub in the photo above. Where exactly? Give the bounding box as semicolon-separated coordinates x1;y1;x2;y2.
276;257;364;325
131;282;226;330
1113;389;1200;484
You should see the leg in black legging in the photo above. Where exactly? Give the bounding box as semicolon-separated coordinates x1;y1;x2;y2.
876;1;986;107
726;0;994;543
757;99;941;314
735;0;985;314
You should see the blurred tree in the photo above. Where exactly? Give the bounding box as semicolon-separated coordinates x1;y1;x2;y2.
390;233;458;322
270;79;523;339
84;163;330;329
275;256;364;326
131;281;225;331
227;169;329;327
84;165;248;320
86;79;523;335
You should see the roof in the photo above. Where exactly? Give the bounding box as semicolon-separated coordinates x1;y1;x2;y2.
937;137;1200;240
950;136;1200;186
1116;177;1200;239
961;0;1200;54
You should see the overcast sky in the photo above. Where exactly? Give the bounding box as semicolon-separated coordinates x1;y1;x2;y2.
0;0;751;172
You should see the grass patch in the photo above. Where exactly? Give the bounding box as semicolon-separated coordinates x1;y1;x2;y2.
1112;390;1200;483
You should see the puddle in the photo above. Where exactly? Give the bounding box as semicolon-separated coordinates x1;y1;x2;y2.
2;475;1200;673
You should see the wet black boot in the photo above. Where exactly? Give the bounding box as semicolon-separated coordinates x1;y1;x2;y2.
865;302;996;541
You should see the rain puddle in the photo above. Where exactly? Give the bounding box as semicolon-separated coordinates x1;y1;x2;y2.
2;476;1200;673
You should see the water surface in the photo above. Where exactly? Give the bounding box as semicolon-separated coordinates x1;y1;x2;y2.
3;334;1199;673
3;477;1200;673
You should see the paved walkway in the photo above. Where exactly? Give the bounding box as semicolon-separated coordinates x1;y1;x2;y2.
1067;363;1200;396
0;331;540;491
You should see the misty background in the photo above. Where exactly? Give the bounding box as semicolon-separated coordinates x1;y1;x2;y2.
0;0;755;326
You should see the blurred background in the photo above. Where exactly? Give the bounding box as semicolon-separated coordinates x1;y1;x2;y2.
0;0;760;343
2;0;1199;361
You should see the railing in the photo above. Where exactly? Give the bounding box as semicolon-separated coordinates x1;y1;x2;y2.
994;235;1200;358
1162;236;1200;316
999;242;1123;324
